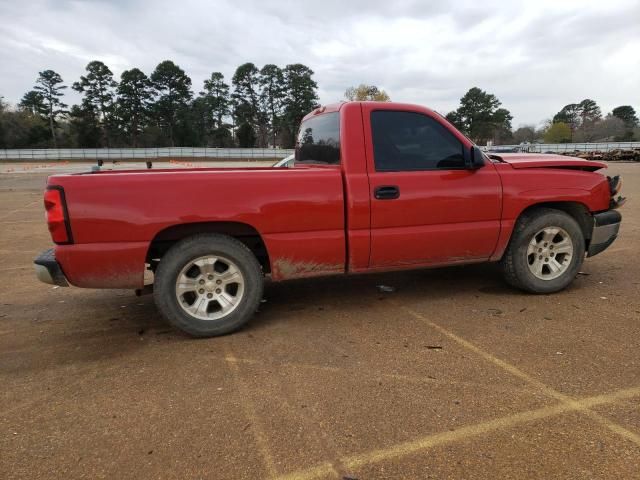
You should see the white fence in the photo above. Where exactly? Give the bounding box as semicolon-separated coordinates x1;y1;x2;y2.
486;142;640;154
2;142;639;161
0;148;295;161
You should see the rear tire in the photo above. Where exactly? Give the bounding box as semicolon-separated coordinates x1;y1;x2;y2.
153;234;263;337
501;208;585;294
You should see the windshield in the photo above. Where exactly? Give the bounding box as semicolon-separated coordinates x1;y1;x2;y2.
295;112;340;165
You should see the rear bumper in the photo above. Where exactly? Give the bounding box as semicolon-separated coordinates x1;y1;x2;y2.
34;248;69;286
588;210;621;257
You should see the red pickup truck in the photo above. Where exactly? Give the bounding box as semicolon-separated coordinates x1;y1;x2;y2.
35;101;624;337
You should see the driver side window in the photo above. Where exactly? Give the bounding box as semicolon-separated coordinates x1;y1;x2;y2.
371;111;465;171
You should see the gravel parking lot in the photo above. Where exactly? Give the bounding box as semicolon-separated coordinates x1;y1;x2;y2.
1;162;639;479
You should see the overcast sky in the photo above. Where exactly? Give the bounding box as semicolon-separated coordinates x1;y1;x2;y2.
1;0;638;127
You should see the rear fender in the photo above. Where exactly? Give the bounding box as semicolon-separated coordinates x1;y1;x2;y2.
56;242;148;289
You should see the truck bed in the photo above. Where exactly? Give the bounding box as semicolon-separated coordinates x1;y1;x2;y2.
48;166;346;287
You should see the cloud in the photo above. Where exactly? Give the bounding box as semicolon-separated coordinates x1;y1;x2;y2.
0;0;638;126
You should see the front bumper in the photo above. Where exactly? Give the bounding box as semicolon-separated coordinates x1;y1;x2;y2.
34;248;69;286
587;210;621;257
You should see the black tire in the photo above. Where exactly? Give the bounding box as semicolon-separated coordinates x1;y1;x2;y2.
500;208;585;294
153;234;263;337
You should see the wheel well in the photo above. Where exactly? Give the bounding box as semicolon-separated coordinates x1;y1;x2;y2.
519;202;594;243
146;222;270;273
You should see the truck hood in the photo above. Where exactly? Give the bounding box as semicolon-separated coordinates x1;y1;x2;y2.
489;153;606;172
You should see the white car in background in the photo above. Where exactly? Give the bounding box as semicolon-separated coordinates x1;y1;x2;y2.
273;154;295;168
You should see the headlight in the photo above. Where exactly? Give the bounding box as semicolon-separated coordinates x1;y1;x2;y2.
608;175;622;196
607;175;625;209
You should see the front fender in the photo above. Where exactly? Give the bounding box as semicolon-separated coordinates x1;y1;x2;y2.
490;185;610;262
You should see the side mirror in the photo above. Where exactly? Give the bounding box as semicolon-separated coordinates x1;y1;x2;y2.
466;146;485;170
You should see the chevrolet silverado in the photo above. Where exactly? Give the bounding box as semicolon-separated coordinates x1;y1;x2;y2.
34;101;624;337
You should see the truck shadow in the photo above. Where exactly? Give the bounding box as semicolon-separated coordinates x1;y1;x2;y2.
4;262;583;375
264;262;515;303
249;262;531;332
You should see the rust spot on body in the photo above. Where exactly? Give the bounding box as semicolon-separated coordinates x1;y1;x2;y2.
272;258;343;280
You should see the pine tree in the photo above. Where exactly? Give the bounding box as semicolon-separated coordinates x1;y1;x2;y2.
117;68;153;147
282;64;319;148
150;60;193;146
19;90;46;116
232;63;261;147
33;70;68;147
260;64;285;147
446;87;512;144
73;61;118;146
201;72;231;146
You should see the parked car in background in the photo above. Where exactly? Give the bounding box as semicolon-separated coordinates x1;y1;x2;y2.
273;154;295;168
35;101;624;337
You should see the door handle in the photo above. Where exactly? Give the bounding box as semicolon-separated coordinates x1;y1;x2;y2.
374;185;400;200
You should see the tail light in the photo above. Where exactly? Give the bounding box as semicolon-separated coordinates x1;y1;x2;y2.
44;186;73;244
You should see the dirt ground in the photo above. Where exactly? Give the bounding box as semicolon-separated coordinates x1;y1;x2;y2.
1;162;639;480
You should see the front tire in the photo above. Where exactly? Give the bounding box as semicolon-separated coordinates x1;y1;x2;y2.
153;234;263;337
501;208;585;294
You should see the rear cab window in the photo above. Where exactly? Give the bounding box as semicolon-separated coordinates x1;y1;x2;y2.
295;112;340;165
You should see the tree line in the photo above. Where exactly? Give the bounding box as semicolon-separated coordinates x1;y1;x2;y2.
341;84;638;145
444;87;639;145
0;60;319;149
2;68;639;148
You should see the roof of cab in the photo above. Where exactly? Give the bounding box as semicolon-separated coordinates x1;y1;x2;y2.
301;101;440;123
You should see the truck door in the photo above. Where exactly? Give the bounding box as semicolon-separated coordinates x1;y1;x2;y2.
363;105;502;268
